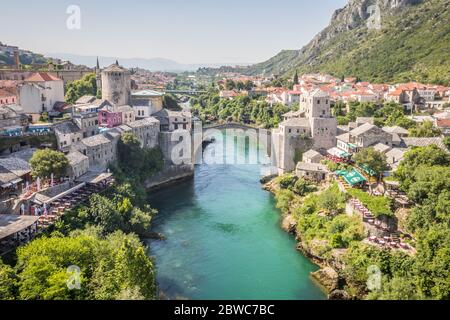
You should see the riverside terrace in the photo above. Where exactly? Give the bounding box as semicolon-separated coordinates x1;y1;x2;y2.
0;173;114;256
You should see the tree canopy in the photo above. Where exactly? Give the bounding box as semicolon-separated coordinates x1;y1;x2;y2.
29;149;69;179
353;147;388;176
13;230;156;300
408;120;442;137
65;73;99;104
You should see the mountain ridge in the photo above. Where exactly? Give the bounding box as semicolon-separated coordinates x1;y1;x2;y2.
47;53;252;72
240;0;450;85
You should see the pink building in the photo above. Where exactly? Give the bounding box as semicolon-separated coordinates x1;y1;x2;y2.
98;106;122;128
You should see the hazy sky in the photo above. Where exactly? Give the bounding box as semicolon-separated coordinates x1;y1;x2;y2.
1;0;347;64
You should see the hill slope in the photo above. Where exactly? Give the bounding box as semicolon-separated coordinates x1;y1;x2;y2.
243;0;450;85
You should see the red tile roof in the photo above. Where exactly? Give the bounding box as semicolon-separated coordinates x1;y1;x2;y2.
25;72;61;82
0;88;17;98
437;119;450;127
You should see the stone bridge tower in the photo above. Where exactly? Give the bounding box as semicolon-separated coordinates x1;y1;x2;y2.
101;61;131;107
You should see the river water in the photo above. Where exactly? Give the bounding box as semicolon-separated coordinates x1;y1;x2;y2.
147;135;325;300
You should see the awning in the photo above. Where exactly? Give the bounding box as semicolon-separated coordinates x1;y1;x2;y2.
10;178;23;185
0;215;39;240
328;147;351;158
336;169;367;186
359;164;377;176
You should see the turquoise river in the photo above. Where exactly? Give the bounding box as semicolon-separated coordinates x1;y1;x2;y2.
147;137;326;300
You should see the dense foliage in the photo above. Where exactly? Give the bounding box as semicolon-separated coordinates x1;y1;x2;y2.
353;147;388;176
29;148;69;179
408;120;442;137
342;145;450;299
116;132;164;184
7;229;156;300
291;184;364;256
273;144;450;300
190;90;289;128
65;73;99;104
334;101;416;130
347;189;393;218
162;94;181;111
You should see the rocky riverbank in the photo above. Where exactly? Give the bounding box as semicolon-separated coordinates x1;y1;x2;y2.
263;178;356;300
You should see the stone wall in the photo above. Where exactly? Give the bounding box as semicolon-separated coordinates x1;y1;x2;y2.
144;164;194;190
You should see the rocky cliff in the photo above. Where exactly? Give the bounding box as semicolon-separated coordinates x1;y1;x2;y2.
242;0;450;85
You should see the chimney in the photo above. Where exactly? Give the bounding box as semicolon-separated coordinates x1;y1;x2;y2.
14;50;20;69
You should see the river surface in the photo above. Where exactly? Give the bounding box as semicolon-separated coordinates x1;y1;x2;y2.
147;137;325;300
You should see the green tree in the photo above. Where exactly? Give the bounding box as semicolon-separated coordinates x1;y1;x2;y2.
395;145;450;190
293;71;299;85
65;73;98;104
0;259;17;300
317;185;345;215
15;231;157;300
29;149;69;179
353;147;388;176
162;94;181;111
409;120;442;137
293;178;317;196
443;136;450;150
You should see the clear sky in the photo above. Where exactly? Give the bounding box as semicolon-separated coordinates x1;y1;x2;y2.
1;0;348;64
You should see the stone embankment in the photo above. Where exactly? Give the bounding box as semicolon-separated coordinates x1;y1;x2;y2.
145;164;194;190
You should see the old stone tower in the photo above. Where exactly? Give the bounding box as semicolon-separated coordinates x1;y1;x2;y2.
271;89;337;174
101;61;131;106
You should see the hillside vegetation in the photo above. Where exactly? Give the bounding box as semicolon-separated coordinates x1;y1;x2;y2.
242;0;450;85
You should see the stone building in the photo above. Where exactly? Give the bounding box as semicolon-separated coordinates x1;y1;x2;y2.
296;162;329;182
54;121;83;152
302;149;323;164
66;150;89;179
349;123;394;148
72;112;99;139
0;105;27;133
76;134;116;171
126;117;160;148
271;89;337;173
131;90;164;119
153;109;192;132
101;63;131;107
117;105;135;125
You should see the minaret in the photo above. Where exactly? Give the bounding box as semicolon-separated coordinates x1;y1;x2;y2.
95;57;101;97
14;50;20;69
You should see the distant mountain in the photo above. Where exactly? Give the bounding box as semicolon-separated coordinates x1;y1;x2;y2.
240;0;450;85
46;53;251;72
